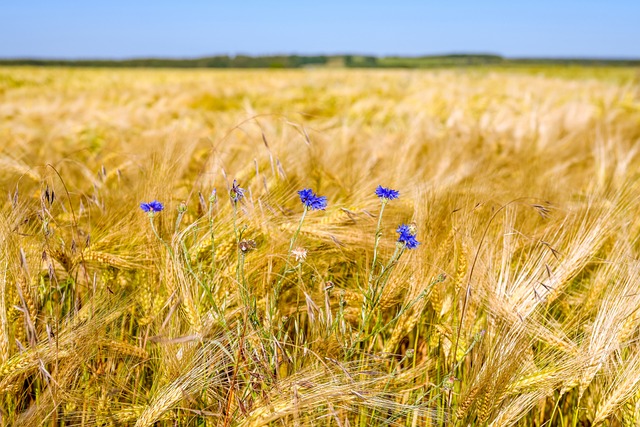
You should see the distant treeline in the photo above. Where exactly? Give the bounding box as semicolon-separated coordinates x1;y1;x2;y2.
2;54;639;68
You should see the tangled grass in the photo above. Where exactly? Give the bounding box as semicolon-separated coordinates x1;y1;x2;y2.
1;66;640;426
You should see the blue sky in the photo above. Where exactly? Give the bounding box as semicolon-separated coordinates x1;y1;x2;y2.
2;1;639;59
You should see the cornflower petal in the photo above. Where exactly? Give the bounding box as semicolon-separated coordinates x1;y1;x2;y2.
375;185;400;201
140;200;164;213
230;180;245;203
298;188;327;210
396;223;420;249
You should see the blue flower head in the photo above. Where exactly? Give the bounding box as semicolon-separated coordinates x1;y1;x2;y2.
396;224;411;236
140;200;164;216
375;185;399;201
298;188;327;211
396;223;420;249
230;180;244;204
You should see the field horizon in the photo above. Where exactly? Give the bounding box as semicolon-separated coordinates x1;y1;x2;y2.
1;66;640;426
2;54;640;69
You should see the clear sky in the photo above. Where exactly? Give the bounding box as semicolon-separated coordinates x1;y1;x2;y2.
2;1;639;59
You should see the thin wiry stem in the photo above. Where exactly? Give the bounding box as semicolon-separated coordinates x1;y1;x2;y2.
368;200;388;288
288;207;308;256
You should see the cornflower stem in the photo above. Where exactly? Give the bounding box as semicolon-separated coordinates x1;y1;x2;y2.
360;244;404;337
232;202;239;244
238;251;246;300
208;201;216;278
377;245;403;286
174;210;185;234
231;202;257;324
368;200;388;286
232;201;243;292
366;199;387;315
271;207;308;322
288;207;308;255
148;215;173;258
238;251;259;328
371;244;402;308
179;236;218;314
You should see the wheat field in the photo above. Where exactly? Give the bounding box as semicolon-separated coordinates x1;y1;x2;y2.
1;66;640;426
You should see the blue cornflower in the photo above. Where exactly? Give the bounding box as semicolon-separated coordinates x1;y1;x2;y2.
230;180;244;204
396;224;411;236
375;185;399;201
298;188;327;210
396;223;420;249
140;200;164;213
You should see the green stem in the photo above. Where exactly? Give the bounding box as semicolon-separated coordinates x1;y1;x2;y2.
288;207;308;255
232;202;240;244
174;210;185;234
368;200;387;286
356;243;405;350
271;207;309;324
209;201;216;276
233;202;243;299
181;238;217;312
238;252;246;299
149;216;173;257
370;244;403;309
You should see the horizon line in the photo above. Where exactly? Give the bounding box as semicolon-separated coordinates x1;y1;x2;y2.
2;52;640;62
